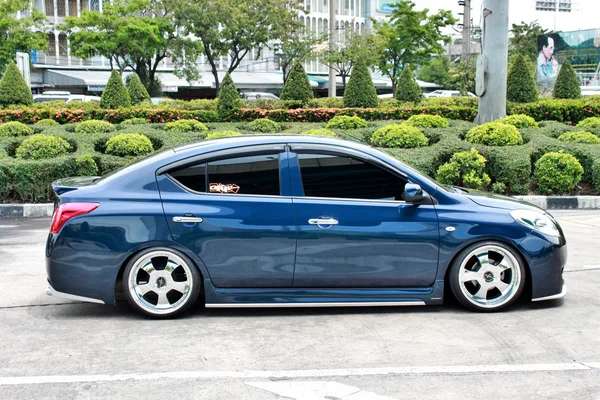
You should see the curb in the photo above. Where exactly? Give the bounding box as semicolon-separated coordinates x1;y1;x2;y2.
1;197;600;218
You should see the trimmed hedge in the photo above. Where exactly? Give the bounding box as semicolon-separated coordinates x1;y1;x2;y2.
127;74;151;105
0;61;33;108
558;131;600;144
164;119;208;133
578;117;600;129
0;121;33;137
35;119;60;126
75;120;116;134
436;148;491;190
217;73;241;119
247;118;280;133
534;152;583;194
404;115;449;128
326;116;368;130
105;134;153;157
497;114;538;129
101;70;131;109
16;135;71;160
120;118;148;125
507;54;538;103
466;122;523;146
205;131;242;140
280;61;314;103
301;128;337;137
371;124;429;148
395;65;422;103
343;59;378;108
553;61;581;99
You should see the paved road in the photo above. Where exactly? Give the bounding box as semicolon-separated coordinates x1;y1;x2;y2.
0;211;599;399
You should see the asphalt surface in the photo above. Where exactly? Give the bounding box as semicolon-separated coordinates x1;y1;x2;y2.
0;211;599;399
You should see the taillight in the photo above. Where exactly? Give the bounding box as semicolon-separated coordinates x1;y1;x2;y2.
50;202;99;234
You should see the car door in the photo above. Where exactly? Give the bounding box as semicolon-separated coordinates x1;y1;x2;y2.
288;147;439;288
157;147;297;288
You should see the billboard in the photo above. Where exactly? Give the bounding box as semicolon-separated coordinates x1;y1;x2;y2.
377;0;402;13
537;29;600;95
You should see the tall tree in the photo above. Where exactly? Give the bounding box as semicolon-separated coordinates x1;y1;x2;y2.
509;21;548;64
417;57;452;88
0;0;45;75
372;1;456;96
275;27;325;84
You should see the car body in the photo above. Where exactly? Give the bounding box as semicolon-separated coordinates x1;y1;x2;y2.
423;90;477;98
240;92;280;100
46;136;567;317
33;93;101;103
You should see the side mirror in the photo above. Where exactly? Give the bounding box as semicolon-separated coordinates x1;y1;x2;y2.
404;183;425;204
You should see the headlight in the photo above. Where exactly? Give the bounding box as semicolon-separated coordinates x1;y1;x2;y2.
510;210;561;237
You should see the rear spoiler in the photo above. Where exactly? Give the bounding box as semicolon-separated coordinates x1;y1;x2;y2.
51;176;101;196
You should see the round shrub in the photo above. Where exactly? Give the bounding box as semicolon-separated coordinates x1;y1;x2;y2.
404;115;449;129
534;152;583;194
120;118;148;126
371;124;429;148
105;134;153;157
325;116;368;130
205;131;242;140
75;154;99;176
247;118;281;133
75;120;116;134
435;148;491;190
577;117;600;129
164;119;208;133
497;114;538;129
0;121;34;137
15;134;71;160
465;122;523;146
557;131;600;144
301;128;337;137
35;119;59;127
491;182;507;194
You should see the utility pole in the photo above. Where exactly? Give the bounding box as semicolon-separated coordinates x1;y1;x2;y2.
328;0;336;97
461;0;471;62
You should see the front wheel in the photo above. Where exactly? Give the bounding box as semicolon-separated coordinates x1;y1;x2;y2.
449;241;526;312
123;247;201;318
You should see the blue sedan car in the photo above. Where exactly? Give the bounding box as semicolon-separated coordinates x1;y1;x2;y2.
46;135;567;318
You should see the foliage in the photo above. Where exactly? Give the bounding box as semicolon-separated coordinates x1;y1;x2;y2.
466;122;524;146
509;21;548;65
100;70;131;109
0;121;33;137
0;61;33;107
163;119;208;133
280;61;314;103
417;57;452;89
343;59;378;108
75;154;99;176
448;57;476;95
15;134;71;160
510;98;600;124
127;73;151;105
507;54;538;103
557;131;600;144
247;118;280;133
577;117;600;129
534;152;583;194
120;117;148;125
326;116;368;130
306;98;344;109
217;73;241;119
300;128;337;137
491;182;507;194
205;131;242;140
76;120;116;134
372;0;456;95
35;119;59;126
371;124;429;148
275;27;324;83
497;114;538;129
404;115;448;128
105;133;153;157
395;65;422;103
593;159;600;193
553;61;581;99
435;148;491;190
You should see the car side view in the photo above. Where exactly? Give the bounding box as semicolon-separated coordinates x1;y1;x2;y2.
46;136;567;318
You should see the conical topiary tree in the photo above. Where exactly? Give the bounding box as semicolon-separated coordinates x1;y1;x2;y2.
100;70;131;109
553;60;581;99
217;73;241;119
343;59;378;108
280;60;314;103
507;54;538;103
395;65;422;103
0;61;33;108
127;73;151;104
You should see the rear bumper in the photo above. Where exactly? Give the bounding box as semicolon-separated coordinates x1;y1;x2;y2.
46;281;105;304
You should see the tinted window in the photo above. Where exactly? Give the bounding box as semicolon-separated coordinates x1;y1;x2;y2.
170;163;206;193
298;154;406;200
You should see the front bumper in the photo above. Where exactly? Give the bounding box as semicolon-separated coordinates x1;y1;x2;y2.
46;281;105;304
532;283;567;302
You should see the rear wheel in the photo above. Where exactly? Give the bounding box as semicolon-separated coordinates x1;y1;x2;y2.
123;248;201;318
449;241;526;312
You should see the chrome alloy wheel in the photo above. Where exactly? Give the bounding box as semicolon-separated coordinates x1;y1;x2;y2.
127;250;194;316
457;245;523;309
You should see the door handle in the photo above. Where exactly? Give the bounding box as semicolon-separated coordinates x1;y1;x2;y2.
308;218;338;225
173;216;203;223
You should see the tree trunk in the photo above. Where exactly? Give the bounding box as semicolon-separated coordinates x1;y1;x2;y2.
341;75;347;91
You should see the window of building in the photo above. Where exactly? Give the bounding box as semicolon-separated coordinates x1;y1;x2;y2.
57;0;66;16
68;0;78;16
58;33;68;57
47;32;56;56
91;0;100;11
45;0;54;16
297;153;407;200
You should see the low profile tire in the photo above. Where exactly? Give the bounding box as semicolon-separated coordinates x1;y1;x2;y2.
448;241;526;312
123;247;201;318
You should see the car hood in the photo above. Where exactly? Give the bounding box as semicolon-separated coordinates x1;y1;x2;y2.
463;189;543;212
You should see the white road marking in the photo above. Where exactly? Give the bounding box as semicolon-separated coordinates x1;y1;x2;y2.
0;362;597;386
564;265;600;272
0;225;19;229
247;381;398;400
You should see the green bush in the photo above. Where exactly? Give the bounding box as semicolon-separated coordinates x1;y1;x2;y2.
343;59;378;108
280;60;314;103
120;118;148;125
205;131;242;140
217;73;241;119
481;146;532;194
507;54;538;103
593;159;600;193
100;70;131;108
404;115;449;128
553;61;581;99
0;61;33;108
35;119;59;126
435;148;491;190
557;131;600;144
497;114;538;129
163;119;208;133
0;121;34;137
325;116;368;130
75;120;116;134
16;135;71;160
577;117;600;129
491;182;507;194
160;99;217;111
306;97;344;109
105;133;153;157
395;65;422;103
75;154;99;176
127;73;151;105
301;128;337;137
534;152;583;194
371;124;429;148
247;118;280;133
465;122;523;146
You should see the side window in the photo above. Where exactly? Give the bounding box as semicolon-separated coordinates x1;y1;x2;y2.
169;153;280;196
297;153;407;201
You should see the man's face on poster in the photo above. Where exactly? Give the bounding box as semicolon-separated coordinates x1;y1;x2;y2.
542;38;555;60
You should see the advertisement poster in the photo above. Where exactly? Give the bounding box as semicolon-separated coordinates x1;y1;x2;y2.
377;0;402;13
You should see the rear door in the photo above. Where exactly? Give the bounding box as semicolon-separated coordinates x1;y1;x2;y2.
157;147;296;288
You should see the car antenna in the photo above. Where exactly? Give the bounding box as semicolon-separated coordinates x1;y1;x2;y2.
334;130;367;144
